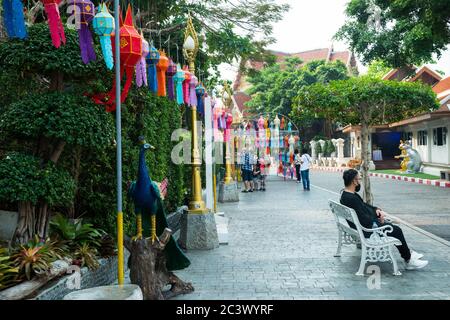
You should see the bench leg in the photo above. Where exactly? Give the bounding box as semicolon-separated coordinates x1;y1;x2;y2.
355;246;367;276
334;230;343;257
389;246;402;276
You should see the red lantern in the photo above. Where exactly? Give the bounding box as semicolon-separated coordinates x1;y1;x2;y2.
41;0;66;48
92;5;143;112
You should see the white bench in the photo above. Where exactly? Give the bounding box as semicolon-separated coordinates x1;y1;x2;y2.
328;200;402;276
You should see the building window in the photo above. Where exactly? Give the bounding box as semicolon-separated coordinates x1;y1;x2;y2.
433;127;448;146
418;130;427;146
402;132;413;142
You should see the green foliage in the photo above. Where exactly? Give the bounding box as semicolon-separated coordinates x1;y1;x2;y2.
315;142;322;157
0;92;114;150
246;60;349;118
366;59;391;79
323;140;330;157
77;90;187;235
0;153;76;206
292;76;439;127
74;243;100;270
0;23;105;78
12;236;64;280
328;140;336;156
336;0;450;67
49;214;103;249
0;247;20;290
98;234;116;258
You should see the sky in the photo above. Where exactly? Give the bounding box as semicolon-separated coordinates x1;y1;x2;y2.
219;0;450;82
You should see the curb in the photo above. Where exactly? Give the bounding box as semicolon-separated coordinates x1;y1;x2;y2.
311;166;450;189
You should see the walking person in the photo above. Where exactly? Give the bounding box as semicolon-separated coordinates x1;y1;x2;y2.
300;148;312;191
241;146;253;193
252;164;261;191
294;149;302;184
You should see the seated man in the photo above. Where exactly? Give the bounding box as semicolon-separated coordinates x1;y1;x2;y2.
340;169;428;270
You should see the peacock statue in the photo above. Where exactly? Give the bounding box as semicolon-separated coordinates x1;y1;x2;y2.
127;136;190;271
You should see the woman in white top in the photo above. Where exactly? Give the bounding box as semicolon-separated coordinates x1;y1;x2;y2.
300;149;312;191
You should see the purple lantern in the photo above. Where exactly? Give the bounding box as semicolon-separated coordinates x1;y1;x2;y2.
70;0;96;64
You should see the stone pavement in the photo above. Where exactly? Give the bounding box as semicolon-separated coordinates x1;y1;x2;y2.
172;176;450;300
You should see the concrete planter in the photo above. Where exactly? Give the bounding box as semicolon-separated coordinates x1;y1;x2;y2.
0;210;18;243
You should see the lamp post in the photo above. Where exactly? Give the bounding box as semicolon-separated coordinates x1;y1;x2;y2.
183;15;207;214
222;83;234;184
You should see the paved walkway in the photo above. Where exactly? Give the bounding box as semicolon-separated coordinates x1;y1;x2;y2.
173;176;450;300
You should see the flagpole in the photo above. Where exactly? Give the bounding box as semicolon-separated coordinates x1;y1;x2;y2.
114;0;124;286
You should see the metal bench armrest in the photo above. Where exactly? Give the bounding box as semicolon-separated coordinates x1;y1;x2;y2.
360;224;393;237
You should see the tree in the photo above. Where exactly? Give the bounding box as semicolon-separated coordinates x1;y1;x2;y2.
336;0;450;67
366;59;391;79
130;0;289;89
292;76;439;204
315;142;322;158
246;60;350;129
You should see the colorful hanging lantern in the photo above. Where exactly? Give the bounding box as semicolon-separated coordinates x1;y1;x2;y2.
3;0;27;39
156;50;169;97
69;0;96;64
93;3;115;70
92;5;143;112
146;42;160;93
41;0;66;48
280;116;285;130
174;63;185;105
166;58;177;101
182;65;191;104
189;74;198;107
136;33;149;87
196;83;206;115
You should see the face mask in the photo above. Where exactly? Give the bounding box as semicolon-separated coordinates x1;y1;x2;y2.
355;183;361;193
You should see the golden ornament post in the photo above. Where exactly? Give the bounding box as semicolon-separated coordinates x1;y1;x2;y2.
183;16;208;214
221;82;234;184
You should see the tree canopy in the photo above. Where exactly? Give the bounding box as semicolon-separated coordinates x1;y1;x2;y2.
292;76;439;203
336;0;450;67
293;76;439;127
246;59;350;117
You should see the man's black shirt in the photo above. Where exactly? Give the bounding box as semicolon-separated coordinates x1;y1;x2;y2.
340;191;378;229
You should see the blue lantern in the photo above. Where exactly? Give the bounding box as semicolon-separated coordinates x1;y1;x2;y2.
146;42;160;93
93;3;115;69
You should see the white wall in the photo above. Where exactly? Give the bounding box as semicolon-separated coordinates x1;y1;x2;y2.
405;120;450;176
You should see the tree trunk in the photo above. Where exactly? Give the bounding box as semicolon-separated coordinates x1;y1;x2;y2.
360;120;373;205
49;140;66;164
34;202;50;240
49;71;64;92
68;146;82;219
13;201;35;244
124;229;194;300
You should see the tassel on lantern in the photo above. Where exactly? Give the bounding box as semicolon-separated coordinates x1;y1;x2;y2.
156;50;169;97
166;58;177;100
93;3;115;70
3;0;27;39
174;63;184;105
41;0;66;48
146;42;160;93
196;83;206;115
182;65;191;104
136;33;149;87
189;74;198;107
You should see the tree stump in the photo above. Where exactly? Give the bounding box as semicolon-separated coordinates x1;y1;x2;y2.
124;228;194;300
